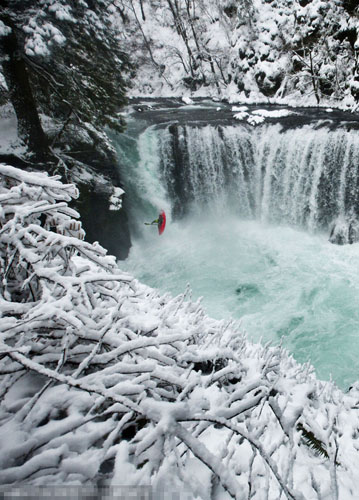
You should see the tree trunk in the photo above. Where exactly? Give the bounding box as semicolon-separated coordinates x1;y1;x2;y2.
309;50;320;105
0;25;49;157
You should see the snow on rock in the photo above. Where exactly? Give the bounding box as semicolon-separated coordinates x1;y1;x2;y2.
1;164;359;498
251;108;296;118
232;106;249;112
182;96;194;105
233;111;249;121
109;186;124;211
234;107;297;124
247;115;265;126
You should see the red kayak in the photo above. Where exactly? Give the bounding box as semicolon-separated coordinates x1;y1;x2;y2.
158;210;166;235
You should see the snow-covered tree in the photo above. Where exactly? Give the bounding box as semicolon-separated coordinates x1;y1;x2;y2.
116;0;359;106
1;163;359;497
0;0;131;158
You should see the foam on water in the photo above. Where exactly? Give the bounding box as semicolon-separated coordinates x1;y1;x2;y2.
115;119;359;390
122;216;359;389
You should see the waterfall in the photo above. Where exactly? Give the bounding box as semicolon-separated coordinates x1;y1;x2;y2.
146;123;359;231
117;114;359;389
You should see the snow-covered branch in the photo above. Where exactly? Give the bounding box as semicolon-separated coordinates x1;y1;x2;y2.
0;164;359;497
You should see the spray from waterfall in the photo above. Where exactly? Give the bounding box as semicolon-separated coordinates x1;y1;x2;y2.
115;119;359;389
152;123;359;233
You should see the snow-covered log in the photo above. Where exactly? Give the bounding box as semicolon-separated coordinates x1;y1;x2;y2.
1;164;359;498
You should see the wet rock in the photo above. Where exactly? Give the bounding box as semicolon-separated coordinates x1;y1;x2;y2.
329;215;359;245
235;283;260;300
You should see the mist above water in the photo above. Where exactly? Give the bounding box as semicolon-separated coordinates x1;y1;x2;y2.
123;215;359;390
116;110;359;390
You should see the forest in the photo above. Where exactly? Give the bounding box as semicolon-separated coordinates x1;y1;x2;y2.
119;0;359;106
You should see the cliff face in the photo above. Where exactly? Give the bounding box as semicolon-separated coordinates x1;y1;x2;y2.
120;0;359;108
0;109;132;261
73;154;131;261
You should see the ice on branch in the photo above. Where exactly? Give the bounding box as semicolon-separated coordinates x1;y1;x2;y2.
0;164;359;498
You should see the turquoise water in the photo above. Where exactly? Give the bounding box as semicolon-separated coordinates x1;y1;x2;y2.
122;214;359;390
115;119;359;390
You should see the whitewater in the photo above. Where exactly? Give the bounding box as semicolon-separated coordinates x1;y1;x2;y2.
116;103;359;391
124;216;359;390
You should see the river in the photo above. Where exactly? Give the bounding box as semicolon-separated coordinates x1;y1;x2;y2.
114;99;359;390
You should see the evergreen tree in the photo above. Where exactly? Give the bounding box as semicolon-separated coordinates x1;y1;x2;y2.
0;0;131;159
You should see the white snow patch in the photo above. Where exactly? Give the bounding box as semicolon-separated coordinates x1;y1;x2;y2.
182;96;194;105
109;186;124;211
251;109;296;118
247;115;265;126
0;20;12;37
0;106;26;155
232;106;249;112
233;112;249;121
